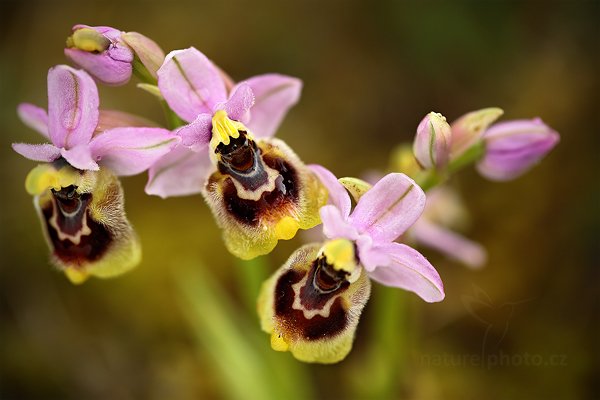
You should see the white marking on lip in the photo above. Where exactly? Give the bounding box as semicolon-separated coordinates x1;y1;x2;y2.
48;198;92;244
291;269;339;320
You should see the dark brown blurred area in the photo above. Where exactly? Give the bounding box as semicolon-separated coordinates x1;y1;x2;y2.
0;0;598;399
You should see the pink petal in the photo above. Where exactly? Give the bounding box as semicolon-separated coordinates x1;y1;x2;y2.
350;173;425;243
60;145;99;171
319;205;358;240
368;242;445;303
221;84;254;123
234;74;302;138
47;65;99;149
12;143;60;162
176;114;213;151
157;47;227;122
17;103;49;139
410;220;487;269
308;164;351;218
89;127;179;176
145;145;212;198
355;236;391;271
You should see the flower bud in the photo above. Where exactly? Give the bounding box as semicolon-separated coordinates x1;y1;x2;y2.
121;32;165;81
476;118;559;181
65;25;164;86
65;25;133;86
413;112;451;169
450;107;504;157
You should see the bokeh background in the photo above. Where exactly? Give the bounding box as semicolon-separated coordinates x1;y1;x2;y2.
0;0;597;399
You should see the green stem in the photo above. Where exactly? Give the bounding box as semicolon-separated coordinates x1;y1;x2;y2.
160;100;186;129
234;257;270;315
353;287;408;399
447;141;486;175
415;169;444;192
416;141;486;191
176;261;313;400
132;56;185;129
132;55;157;85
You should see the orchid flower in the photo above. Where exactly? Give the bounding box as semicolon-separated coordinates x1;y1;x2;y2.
147;47;303;195
12;65;178;284
147;47;327;259
258;167;444;363
65;24;165;85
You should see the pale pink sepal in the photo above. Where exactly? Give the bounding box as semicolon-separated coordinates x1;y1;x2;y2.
234;74;302;138
96;109;159;132
17;103;49;139
12;143;60;162
158;47;227;122
145;145;212;198
47;65;99;149
89;127;179;176
309;164;351;218
411;220;487;269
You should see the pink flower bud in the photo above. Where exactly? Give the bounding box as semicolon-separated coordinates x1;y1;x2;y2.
65;25;134;86
120;32;165;80
413;112;451;169
65;25;164;86
476;118;559;181
450;107;504;157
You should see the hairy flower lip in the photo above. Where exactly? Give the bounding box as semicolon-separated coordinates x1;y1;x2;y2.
31;165;141;284
204;138;327;260
258;243;371;364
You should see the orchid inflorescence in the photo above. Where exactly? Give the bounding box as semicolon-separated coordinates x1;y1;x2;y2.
12;24;560;363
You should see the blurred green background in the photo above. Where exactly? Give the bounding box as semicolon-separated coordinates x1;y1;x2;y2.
0;0;597;399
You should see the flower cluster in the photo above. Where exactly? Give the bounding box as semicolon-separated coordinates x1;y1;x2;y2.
13;24;559;362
